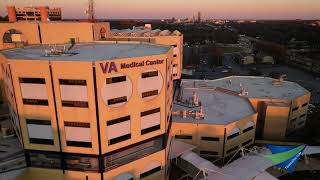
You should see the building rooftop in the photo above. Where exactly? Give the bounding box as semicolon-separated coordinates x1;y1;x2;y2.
1;42;171;61
172;87;256;125
180;76;309;100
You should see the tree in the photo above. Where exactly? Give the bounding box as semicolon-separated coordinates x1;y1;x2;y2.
0;15;8;21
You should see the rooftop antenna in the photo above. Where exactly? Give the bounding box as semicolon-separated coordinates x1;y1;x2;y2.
85;0;95;20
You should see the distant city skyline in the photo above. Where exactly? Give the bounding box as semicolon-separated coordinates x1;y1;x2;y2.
1;0;320;20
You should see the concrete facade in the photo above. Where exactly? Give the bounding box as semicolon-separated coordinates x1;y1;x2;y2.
0;42;175;180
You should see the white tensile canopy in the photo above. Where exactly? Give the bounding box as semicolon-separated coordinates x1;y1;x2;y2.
169;139;196;160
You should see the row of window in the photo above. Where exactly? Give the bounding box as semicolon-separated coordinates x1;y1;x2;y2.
26;135;165;175
20;78;89;108
26;107;161;147
175;125;255;142
20;74;163;107
292;102;308;112
290;113;307;123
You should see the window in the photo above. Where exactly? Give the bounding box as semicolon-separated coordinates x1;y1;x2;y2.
142;90;158;98
227;132;239;140
138;69;163;101
19;78;45;84
226;146;239;154
59;79;88;108
200;151;218;156
59;79;86;86
141;108;160;117
26;119;54;145
302;103;308;107
300;114;306;118
20;77;48;106
108;96;127;106
242;139;253;147
23;99;48;106
140;161;162;179
105;135;164;171
62;101;88;108
173;54;177;58
142;71;158;78
107;116;131;145
292;107;299;112
201;137;219;141
27;151;61;169
106;76;126;84
243;126;254;134
64;155;99;172
141;108;161;135
291;118;297;122
140;166;161;179
298;121;305;126
64;122;92;148
175;135;192;140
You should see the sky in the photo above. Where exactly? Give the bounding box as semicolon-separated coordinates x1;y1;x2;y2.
1;0;320;20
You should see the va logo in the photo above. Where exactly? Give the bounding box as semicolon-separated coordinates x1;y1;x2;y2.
100;62;118;74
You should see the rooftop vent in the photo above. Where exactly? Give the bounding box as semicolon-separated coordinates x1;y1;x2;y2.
192;92;199;106
239;83;249;96
195;106;205;120
44;43;78;57
272;74;287;86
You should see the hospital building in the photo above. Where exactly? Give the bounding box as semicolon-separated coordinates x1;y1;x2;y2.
0;6;310;180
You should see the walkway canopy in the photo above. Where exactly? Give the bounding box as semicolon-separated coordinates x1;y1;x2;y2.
169;139;196;160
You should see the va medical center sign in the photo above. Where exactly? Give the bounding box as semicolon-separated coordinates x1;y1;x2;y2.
99;59;164;74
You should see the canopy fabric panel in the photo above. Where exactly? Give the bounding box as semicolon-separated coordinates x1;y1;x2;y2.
302;146;320;155
169;139;196;160
181;151;220;172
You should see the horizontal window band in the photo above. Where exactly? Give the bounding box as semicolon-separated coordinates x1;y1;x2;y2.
201;137;219;141
227;132;240;140
19;78;45;84
109;134;131;145
106;76;126;84
302;103;308;107
175;135;192;140
226;146;239;154
26;119;51;125
243;126;254;134
107;116;130;126
242;139;253;147
59;79;87;86
142;90;158;98
62;101;88;108
23;99;48;106
66;141;92;148
141;125;160;135
142;71;158;79
64;122;90;128
108;96;127;105
104;134;165;156
292;107;299;111
200;151;218;156
141;108;160;117
140;166;161;179
300;114;306;118
29;138;54;145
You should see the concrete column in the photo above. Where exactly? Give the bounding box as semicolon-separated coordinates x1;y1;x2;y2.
6;6;17;22
39;6;49;23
